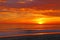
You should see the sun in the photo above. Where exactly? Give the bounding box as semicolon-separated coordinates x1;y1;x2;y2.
37;21;44;24
32;18;46;24
36;18;45;24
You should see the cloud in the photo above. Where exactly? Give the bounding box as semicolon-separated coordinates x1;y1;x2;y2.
39;10;60;17
0;0;60;9
41;12;60;17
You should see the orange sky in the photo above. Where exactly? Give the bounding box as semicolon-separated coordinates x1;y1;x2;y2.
0;8;60;24
0;0;60;24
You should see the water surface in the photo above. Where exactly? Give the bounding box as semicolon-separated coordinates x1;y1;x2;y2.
0;24;60;37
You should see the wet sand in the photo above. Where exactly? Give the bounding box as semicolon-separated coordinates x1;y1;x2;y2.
0;34;60;40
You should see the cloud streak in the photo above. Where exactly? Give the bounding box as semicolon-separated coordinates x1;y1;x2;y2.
0;0;60;9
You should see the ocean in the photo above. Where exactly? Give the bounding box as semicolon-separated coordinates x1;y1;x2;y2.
0;23;60;38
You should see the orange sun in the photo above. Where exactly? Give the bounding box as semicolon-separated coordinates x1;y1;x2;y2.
32;18;46;24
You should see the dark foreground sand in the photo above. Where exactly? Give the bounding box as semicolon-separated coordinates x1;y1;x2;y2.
0;34;60;40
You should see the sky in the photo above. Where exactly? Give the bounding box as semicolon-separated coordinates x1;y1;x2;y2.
0;0;60;24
